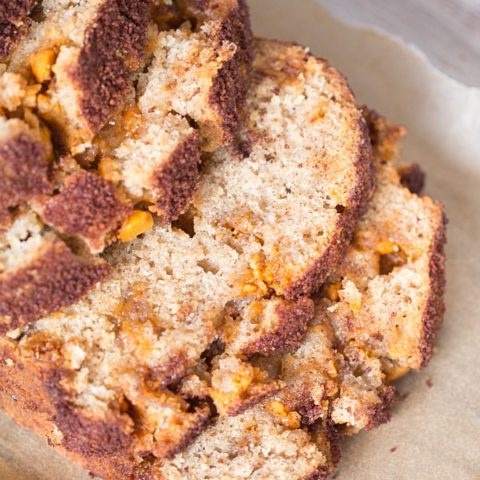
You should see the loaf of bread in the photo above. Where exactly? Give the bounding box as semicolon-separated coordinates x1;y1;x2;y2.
0;37;374;479
0;4;448;479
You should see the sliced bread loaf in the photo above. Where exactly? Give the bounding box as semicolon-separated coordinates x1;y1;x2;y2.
0;38;373;479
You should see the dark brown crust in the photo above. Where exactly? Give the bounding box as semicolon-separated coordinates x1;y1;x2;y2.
324;419;343;469
285;115;375;299
366;386;397;430
153;131;201;223
305;420;340;480
0;0;37;60
398;162;426;195
0;338;212;479
0;236;110;333
309;418;343;474
241;298;314;356
0;341;137;480
41;171;130;252
209;0;253;145
74;0;151;134
0;132;51;213
419;208;447;368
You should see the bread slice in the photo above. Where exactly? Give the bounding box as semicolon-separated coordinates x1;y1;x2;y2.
0;38;373;479
193;39;374;299
155;111;446;480
321;109;446;372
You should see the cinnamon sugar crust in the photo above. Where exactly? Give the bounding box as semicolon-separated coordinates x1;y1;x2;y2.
153;132;201;223
0;0;37;60
0;237;110;334
40;171;130;253
209;0;253;145
240;297;314;356
419;210;447;367
74;0;152;135
0;132;51;216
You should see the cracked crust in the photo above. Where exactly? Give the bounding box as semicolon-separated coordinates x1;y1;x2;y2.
0;236;110;334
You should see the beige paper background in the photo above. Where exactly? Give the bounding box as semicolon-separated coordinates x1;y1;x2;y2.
1;1;479;478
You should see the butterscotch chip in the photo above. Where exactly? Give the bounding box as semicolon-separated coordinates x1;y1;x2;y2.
30;48;57;83
118;210;154;243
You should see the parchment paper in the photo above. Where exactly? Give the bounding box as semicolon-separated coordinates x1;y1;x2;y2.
1;1;479;478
